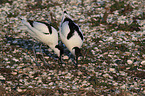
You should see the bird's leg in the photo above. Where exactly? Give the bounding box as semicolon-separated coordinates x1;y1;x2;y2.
39;44;49;66
75;56;78;68
68;53;79;68
58;57;62;64
68;53;76;64
58;55;62;63
32;42;40;66
25;49;38;65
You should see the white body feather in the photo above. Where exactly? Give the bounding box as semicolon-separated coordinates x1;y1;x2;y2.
59;12;84;56
20;20;60;56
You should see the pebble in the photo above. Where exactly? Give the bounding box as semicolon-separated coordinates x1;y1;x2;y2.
103;73;110;78
11;72;17;75
119;71;127;76
28;86;33;88
127;60;133;64
49;82;54;86
113;82;118;86
63;56;69;59
0;75;5;80
12;40;18;44
120;84;126;89
72;85;78;90
109;68;116;73
143;90;145;94
107;37;113;41
17;87;23;92
141;60;145;65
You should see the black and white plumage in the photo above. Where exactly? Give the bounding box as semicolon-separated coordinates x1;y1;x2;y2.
59;11;84;67
20;19;63;64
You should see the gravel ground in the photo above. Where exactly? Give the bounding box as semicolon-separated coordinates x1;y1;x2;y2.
0;0;145;95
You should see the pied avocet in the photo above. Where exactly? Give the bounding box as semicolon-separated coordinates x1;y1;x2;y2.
59;11;84;67
20;19;63;65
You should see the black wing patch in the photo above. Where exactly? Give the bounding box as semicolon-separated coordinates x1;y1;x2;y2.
43;32;50;35
67;21;75;40
37;21;52;34
28;20;52;34
28;20;34;27
75;25;84;41
64;18;83;41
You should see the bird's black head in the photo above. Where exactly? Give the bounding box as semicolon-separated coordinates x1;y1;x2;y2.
55;45;64;61
72;47;82;68
72;47;82;64
73;47;81;57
